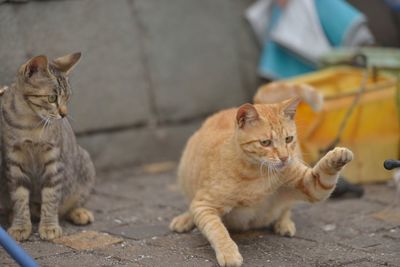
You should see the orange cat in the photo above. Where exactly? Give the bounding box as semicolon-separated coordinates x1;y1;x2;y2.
170;98;353;267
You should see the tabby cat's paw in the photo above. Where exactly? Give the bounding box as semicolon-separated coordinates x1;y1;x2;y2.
325;147;353;171
8;224;32;241
39;224;62;240
274;219;296;237
68;208;94;225
216;243;243;267
169;212;195;233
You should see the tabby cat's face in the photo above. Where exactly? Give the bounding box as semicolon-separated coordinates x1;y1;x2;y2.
17;53;81;120
235;99;300;169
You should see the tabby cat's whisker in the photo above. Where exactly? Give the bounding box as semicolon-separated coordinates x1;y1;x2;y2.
39;118;49;139
66;114;75;122
36;117;47;128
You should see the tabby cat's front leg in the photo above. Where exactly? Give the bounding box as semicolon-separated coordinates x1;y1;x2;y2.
39;162;64;240
6;160;32;241
8;186;32;241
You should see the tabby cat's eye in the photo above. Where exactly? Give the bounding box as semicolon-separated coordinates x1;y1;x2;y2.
285;136;294;143
260;139;272;147
48;95;57;103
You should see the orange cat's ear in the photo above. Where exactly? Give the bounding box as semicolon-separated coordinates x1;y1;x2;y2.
282;97;301;120
25;55;49;78
236;103;259;128
52;52;81;74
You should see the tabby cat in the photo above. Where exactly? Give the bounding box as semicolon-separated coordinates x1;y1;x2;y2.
0;53;95;241
170;98;353;267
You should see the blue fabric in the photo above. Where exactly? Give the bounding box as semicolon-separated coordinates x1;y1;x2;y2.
315;0;364;46
259;5;316;79
259;41;316;79
259;0;365;79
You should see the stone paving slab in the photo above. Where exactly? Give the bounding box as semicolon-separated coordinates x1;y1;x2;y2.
1;167;399;267
53;231;123;251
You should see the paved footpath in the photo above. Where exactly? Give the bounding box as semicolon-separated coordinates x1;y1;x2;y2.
1;164;400;267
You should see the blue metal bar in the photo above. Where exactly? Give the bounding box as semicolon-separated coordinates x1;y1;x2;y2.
0;227;39;267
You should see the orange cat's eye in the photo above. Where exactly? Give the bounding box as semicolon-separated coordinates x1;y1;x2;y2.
285;136;294;143
260;140;272;147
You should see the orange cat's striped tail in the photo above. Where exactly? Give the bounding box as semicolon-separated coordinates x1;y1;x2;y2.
254;82;324;112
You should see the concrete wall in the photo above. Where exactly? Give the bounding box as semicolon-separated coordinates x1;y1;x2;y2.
0;0;260;170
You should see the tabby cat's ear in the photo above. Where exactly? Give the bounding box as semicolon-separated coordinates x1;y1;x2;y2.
282;97;301;120
236;103;259;128
25;55;49;78
52;52;81;74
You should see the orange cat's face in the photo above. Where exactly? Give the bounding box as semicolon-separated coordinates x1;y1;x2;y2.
235;98;300;169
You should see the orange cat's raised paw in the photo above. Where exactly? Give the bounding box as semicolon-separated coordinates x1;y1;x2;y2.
326;147;353;171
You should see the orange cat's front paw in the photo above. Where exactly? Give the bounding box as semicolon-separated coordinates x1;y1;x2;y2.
325;147;353;172
274;219;296;237
169;212;195;233
216;244;243;267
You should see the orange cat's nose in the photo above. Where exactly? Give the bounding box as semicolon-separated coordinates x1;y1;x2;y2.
279;156;288;162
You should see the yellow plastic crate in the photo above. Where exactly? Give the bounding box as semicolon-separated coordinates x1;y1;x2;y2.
288;67;399;183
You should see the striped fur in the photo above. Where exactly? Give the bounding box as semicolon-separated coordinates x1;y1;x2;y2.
0;53;95;241
253;82;324;112
170;99;353;267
